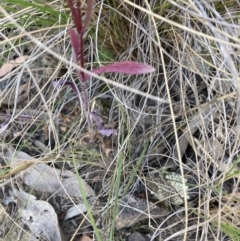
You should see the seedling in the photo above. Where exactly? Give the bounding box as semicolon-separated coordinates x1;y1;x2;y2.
54;0;155;136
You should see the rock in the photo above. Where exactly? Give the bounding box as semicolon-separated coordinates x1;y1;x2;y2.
115;194;168;229
128;232;150;241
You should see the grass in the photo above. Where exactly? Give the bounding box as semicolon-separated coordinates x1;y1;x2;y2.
0;0;240;240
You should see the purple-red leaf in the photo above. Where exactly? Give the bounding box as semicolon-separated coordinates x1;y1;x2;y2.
67;0;82;35
83;61;155;81
82;0;94;33
67;0;85;81
69;28;80;63
69;28;85;82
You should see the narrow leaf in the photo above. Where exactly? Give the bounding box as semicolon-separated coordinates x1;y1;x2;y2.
75;0;83;34
69;27;85;82
83;61;155;81
69;28;80;63
67;0;78;30
67;0;82;34
82;0;94;33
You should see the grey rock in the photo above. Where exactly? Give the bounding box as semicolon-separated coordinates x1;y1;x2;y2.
128;232;150;241
115;194;168;229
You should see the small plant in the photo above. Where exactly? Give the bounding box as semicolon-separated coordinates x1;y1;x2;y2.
54;0;155;136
